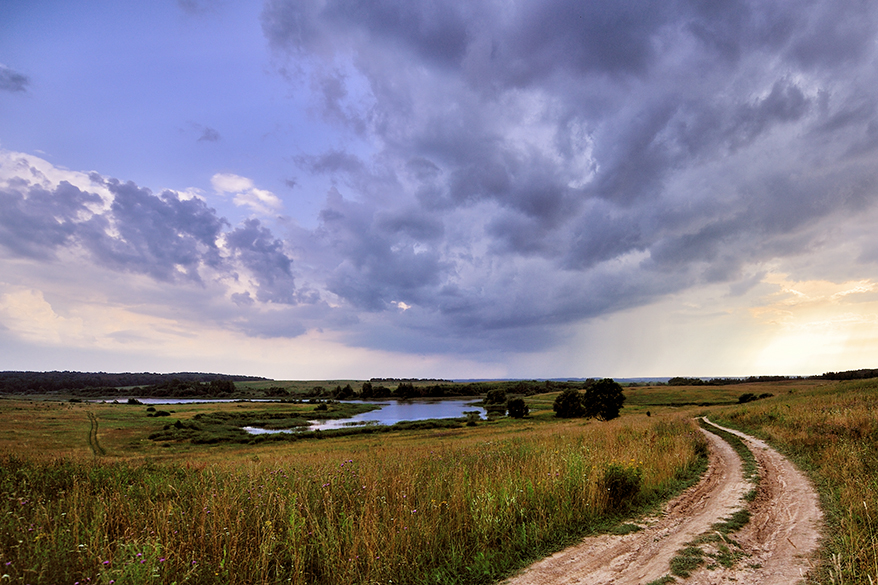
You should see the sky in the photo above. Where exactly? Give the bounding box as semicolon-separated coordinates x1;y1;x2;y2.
1;0;877;380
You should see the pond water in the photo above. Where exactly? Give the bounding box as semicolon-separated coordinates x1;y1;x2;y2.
244;399;487;434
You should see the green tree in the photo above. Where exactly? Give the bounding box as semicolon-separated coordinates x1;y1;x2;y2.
395;381;416;400
485;387;507;405
582;378;625;421
507;397;529;418
334;384;354;400
553;388;585;418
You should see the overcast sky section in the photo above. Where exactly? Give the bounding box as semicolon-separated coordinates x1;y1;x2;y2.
0;0;877;377
259;0;878;349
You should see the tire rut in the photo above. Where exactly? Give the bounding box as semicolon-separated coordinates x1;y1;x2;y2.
87;411;106;457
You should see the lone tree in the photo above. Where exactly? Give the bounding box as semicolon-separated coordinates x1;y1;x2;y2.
583;378;626;421
553;388;586;418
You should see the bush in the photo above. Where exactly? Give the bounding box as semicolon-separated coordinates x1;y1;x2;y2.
507;397;529;418
602;463;642;510
464;411;481;426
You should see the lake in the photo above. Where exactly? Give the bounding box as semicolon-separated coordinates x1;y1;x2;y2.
244;399;487;434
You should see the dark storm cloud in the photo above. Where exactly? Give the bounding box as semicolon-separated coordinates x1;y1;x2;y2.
9;0;873;356
260;0;878;351
0;65;29;93
314;190;448;311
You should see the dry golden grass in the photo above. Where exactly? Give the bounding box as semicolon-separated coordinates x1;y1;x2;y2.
0;398;705;585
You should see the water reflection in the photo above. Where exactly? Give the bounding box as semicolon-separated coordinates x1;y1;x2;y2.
244;399;486;434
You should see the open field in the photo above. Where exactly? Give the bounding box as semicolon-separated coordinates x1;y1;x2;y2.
3;377;878;584
0;391;707;584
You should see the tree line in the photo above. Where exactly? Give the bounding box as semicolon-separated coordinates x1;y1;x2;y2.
0;371;263;395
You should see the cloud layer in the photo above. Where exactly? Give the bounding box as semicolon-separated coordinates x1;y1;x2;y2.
259;0;878;350
2;0;878;374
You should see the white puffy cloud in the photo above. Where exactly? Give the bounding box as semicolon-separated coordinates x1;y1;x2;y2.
211;172;283;215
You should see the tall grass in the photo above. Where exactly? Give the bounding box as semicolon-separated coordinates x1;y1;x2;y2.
0;416;705;584
714;379;878;585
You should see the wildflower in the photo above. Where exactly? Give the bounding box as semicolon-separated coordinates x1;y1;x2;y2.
102;560;110;566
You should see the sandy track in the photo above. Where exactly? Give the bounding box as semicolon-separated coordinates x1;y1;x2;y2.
687;421;824;585
503;419;822;585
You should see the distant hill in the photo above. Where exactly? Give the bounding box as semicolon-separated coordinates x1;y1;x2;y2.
0;371;268;395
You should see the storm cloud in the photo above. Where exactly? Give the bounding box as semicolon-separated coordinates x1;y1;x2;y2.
254;0;878;350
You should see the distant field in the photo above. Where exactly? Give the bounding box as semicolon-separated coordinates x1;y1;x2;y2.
622;378;827;410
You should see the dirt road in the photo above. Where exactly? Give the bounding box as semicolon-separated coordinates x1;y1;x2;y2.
504;419;823;585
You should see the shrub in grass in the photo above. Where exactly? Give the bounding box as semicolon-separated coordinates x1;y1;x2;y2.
602;463;642;510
